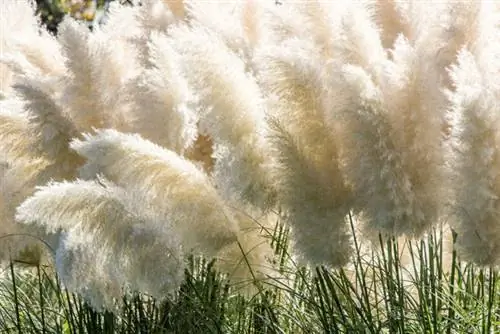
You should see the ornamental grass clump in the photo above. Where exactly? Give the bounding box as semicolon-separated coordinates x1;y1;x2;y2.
1;0;500;315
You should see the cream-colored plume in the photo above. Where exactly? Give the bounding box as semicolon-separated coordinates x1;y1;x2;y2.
100;1;141;40
0;77;83;263
54;233;123;311
373;0;409;49
0;0;65;79
71;129;239;256
127;32;197;153
16;179;185;307
258;0;325;46
57;18;103;130
257;39;352;266
169;24;276;210
130;0;180;67
334;1;386;80
0;99;35;162
447;5;500;265
0;78;82;263
0;157;56;264
333;65;434;237
317;1;449;240
13;77;83;178
58;18;135;132
185;0;261;60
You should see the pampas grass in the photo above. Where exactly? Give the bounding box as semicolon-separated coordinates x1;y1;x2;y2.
71;129;239;256
0;157;55;263
13;76;83;178
0;100;34;162
16;179;184;309
448;52;500;266
0;0;65;79
1;0;500;322
257;38;352;266
168;23;276;210
127;32;198;153
58;18;134;132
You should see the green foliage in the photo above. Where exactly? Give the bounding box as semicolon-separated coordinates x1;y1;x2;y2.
0;220;498;333
34;0;114;33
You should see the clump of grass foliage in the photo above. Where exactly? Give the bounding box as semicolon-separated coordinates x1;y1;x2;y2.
0;220;498;333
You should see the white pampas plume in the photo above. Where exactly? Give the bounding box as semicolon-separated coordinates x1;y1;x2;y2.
71;129;238;256
336;1;386;80
13;77;83;178
257;39;352;266
369;34;445;238
169;24;276;210
137;0;178;33
448;43;500;266
16;179;185;306
373;0;409;49
54;233;122;311
270;121;352;266
0;157;56;264
131;0;179;67
241;0;262;48
394;1;493;146
428;2;479;80
257;1;316;45
0;80;83;261
100;2;141;40
291;1;347;60
334;63;442;238
58;18;134;132
185;1;258;59
0;99;35;162
0;63;13;98
128;32;197;153
440;1;500;69
324;4;449;239
57;18;102;130
0;0;65;78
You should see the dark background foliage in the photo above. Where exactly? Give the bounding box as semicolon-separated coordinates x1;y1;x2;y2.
34;0;121;33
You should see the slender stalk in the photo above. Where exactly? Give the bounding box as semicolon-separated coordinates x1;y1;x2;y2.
36;265;47;334
9;259;22;334
446;229;458;334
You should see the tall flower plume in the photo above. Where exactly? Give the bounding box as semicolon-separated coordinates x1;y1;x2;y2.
127;31;198;154
0;0;65;82
71;129;239;256
447;1;500;265
13;76;83;178
256;38;352;266
0;100;34;162
0;157;55;263
16;179;184;309
58;17;134;132
169;23;276;210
